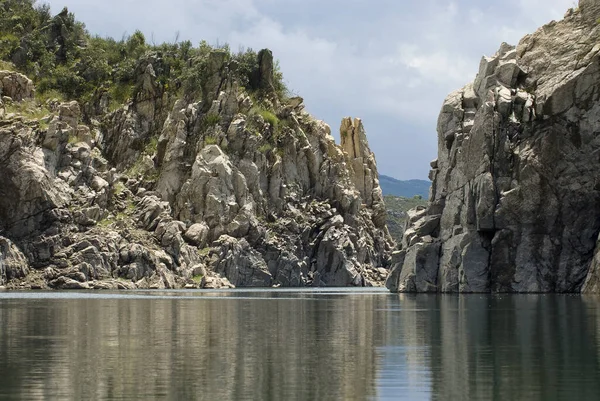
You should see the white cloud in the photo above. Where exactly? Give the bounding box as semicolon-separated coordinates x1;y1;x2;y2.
45;0;574;179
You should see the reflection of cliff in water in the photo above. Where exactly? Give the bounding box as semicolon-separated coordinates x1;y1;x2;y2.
2;293;600;400
0;293;385;400
392;294;600;401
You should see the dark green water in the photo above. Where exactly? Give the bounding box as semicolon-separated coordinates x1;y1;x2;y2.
0;290;599;401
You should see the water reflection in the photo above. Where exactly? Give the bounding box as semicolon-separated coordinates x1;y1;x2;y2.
388;294;600;401
0;292;384;401
0;292;599;400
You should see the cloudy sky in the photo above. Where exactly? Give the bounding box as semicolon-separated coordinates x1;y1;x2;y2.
46;0;575;179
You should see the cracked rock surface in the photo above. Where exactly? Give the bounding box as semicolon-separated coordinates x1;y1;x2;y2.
0;48;393;290
387;0;600;293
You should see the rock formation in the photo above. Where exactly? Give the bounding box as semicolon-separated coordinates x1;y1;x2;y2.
340;117;387;228
0;48;393;289
0;71;34;101
387;0;600;293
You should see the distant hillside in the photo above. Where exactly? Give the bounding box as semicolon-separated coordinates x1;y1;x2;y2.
379;175;430;198
384;195;428;242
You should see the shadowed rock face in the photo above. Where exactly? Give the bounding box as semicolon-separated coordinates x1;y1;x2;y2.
387;0;600;293
0;48;393;290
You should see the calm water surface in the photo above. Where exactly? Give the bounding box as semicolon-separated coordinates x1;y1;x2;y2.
0;289;599;400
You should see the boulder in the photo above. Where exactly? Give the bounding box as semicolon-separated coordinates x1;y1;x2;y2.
0;71;34;101
184;223;210;247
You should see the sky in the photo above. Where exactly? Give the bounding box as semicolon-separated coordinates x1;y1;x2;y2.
45;0;575;180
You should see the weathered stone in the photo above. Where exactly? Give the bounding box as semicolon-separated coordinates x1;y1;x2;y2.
583;234;600;292
340;117;387;228
313;226;364;287
59;101;81;128
0;46;393;290
49;276;90;290
0;70;34;101
388;4;600;293
0;237;29;285
0;126;68;238
210;236;272;287
184;223;210;247
392;242;441;292
414;215;441;237
257;49;275;91
136;195;171;231
74;206;102;226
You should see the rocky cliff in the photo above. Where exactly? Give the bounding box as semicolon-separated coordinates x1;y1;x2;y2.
0;49;393;289
387;0;600;293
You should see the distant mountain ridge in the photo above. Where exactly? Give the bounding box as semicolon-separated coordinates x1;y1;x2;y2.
379;175;430;199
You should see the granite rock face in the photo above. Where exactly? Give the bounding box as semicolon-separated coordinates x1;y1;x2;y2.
0;70;34;101
0;49;393;289
387;0;600;293
0;237;29;286
340;117;387;228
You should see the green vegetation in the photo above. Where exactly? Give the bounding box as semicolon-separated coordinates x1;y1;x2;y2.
126;200;136;212
125;136;160;180
0;1;294;176
278;117;297;133
113;181;126;196
4;99;50;121
203;113;221;127
259;110;279;128
192;274;203;284
272;60;288;101
204;136;217;145
198;247;211;257
97;211;127;227
144;136;158;155
250;106;279;129
384;195;428;242
127;155;159;181
67;133;79;144
258;143;273;153
108;82;134;111
36;89;65;103
0;60;14;70
97;217;113;227
198;113;222;133
0;0;289;111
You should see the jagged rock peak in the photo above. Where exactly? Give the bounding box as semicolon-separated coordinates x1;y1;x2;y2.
257;49;275;91
340;117;370;159
339;117;387;228
387;2;600;293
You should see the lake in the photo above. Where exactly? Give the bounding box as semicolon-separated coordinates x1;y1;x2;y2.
0;290;599;400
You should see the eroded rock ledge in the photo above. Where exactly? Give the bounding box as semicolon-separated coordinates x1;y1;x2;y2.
0;50;393;290
387;0;600;293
